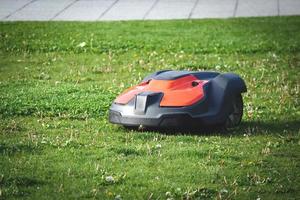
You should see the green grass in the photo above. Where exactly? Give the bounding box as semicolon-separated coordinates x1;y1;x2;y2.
0;16;299;199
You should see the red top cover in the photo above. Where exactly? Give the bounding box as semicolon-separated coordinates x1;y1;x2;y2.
114;75;207;107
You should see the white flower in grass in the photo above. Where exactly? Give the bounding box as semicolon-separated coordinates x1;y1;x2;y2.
155;144;162;149
105;176;114;182
77;42;86;48
220;188;228;194
165;191;171;196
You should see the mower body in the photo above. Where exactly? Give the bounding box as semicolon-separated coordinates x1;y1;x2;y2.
109;70;247;128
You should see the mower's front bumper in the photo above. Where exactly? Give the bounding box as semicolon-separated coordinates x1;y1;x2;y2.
109;109;206;127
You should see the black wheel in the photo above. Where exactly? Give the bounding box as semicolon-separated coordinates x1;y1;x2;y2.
225;94;244;129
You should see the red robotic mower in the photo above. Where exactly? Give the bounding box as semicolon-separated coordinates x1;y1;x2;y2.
109;70;247;129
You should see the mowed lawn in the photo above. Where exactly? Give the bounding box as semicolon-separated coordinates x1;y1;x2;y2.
0;16;299;199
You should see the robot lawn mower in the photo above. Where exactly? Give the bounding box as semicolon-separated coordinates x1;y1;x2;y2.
109;70;247;129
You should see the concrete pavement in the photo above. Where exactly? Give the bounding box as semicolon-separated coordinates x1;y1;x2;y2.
0;0;300;21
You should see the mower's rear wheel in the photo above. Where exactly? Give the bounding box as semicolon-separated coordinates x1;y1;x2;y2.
225;94;244;129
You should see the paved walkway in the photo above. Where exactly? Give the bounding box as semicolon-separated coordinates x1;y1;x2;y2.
1;0;300;21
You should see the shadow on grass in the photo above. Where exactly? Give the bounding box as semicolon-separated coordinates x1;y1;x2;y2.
0;176;45;198
239;120;300;134
123;120;300;136
0;143;41;155
0;176;44;187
